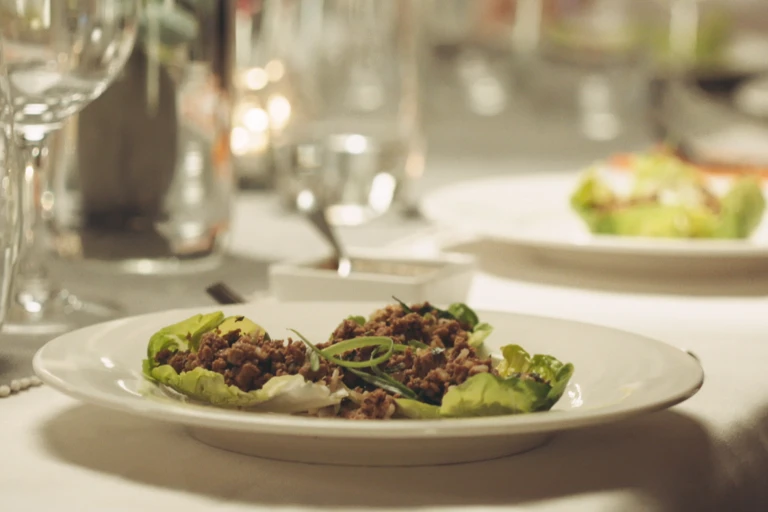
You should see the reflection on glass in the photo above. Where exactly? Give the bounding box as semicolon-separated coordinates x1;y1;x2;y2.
260;0;424;226
0;43;22;330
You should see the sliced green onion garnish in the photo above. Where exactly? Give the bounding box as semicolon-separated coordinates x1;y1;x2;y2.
323;336;395;368
367;349;420;399
369;349;387;378
407;339;429;350
322;336;392;357
289;331;395;369
392;296;413;314
290;329;327;365
309;350;320;372
348;368;418;399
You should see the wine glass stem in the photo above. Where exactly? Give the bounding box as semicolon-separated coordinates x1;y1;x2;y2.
14;134;54;306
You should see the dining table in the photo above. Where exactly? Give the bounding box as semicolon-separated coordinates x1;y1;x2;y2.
3;110;768;512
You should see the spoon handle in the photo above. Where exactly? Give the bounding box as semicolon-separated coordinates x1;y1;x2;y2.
307;209;352;276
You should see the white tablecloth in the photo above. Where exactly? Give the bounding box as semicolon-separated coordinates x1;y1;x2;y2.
5;206;768;512
5;121;768;511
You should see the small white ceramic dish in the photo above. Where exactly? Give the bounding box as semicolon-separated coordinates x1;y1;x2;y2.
269;250;475;303
34;301;703;466
421;171;768;274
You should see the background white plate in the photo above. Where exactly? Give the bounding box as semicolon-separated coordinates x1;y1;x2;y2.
34;301;703;466
421;172;768;272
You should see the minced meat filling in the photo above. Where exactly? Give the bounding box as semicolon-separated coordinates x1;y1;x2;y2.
384;339;492;403
153;302;496;419
342;389;397;420
328;304;472;348
155;331;334;392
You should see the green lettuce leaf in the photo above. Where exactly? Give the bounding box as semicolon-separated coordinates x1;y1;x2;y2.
468;322;493;348
347;315;366;326
396;344;574;419
496;344;532;377
597;204;718;238
394;398;441;419
630;152;706;199
217;315;268;339
447;303;479;329
571;155;766;239
528;354;564;383
545;363;575;408
571;168;616;215
143;312;347;414
439;373;553;416
144;312;225;374
714;176;766;238
495;344;575;410
150;365;347;413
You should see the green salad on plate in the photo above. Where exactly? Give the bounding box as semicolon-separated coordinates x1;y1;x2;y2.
571;152;766;239
142;300;574;420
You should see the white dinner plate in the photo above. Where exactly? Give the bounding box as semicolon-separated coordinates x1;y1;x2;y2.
34;301;703;466
421;172;768;272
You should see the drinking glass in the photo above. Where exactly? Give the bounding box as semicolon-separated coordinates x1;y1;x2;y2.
514;0;651;143
0;0;139;333
260;0;424;226
0;45;22;329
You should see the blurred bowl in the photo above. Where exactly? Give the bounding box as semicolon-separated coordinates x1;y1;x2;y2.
269;250;475;303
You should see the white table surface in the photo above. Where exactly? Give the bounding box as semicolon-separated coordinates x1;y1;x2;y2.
5;121;768;511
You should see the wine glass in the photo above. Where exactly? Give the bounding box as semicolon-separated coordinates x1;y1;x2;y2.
0;0;139;333
0;44;23;330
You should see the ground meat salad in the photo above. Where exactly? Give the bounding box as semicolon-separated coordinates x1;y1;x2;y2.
322;304;494;405
155;332;335;392
144;301;574;420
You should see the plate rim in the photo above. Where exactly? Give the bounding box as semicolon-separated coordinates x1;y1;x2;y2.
33;302;704;439
420;172;768;258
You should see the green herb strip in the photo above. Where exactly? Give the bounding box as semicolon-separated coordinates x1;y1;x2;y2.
349;368;419;400
392;296;413;313
367;346;420;399
309;351;320;372
407;340;429;350
289;330;395;369
290;329;422;400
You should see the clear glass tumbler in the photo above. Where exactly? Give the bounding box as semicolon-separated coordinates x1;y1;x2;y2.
259;0;424;225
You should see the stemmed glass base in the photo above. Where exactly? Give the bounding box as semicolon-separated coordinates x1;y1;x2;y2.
3;277;119;335
2;134;121;335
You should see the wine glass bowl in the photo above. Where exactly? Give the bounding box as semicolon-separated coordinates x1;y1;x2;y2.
0;0;139;135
